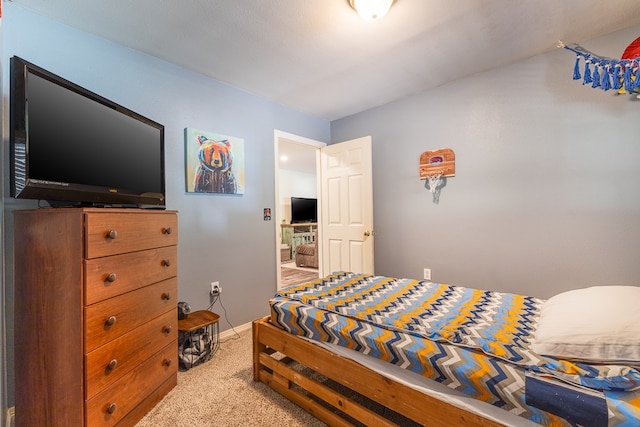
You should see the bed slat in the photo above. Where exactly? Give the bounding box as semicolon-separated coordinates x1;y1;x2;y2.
253;317;506;427
260;353;399;427
258;368;356;427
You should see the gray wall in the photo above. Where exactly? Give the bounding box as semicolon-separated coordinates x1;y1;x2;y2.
1;3;329;408
332;25;640;300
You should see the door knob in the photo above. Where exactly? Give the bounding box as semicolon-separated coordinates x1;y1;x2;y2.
364;230;371;237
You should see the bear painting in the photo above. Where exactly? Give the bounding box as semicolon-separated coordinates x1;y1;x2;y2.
185;129;245;194
194;136;237;193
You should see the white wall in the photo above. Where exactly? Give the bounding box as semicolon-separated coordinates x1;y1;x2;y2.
278;169;317;225
332;25;640;299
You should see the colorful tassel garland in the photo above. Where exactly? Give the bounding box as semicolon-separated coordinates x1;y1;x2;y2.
601;66;611;91
561;41;640;96
591;65;601;88
612;63;622;90
623;64;633;92
573;56;581;80
583;60;592;84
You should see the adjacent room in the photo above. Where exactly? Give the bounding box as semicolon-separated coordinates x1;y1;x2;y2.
1;1;640;426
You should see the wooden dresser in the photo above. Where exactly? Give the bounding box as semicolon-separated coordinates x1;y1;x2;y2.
14;208;179;426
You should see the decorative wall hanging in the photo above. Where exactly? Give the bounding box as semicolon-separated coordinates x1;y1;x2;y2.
185;128;245;194
420;148;455;204
559;37;640;97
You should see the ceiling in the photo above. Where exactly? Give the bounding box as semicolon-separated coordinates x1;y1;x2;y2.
278;138;318;174
10;1;640;175
10;0;640;123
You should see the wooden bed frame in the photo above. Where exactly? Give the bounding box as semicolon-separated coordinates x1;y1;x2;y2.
252;316;505;427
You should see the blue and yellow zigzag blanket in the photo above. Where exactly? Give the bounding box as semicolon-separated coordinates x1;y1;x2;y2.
273;272;640;393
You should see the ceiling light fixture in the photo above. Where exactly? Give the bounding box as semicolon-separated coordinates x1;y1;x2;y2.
349;0;395;21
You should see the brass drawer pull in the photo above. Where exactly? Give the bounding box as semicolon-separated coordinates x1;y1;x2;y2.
163;325;172;334
163;227;172;235
106;402;117;415
107;359;118;371
105;273;117;283
161;292;171;301
106;230;118;240
161;259;171;267
105;316;117;327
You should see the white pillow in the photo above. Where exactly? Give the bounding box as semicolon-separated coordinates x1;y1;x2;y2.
532;285;640;363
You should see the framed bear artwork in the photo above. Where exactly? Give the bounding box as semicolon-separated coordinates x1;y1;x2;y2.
185;128;245;194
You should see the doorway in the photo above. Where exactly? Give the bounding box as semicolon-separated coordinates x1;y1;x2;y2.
273;130;325;289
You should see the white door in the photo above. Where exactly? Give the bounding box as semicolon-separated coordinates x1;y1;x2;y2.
320;136;374;275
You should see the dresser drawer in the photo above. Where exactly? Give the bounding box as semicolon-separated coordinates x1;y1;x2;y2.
85;212;177;259
85;279;177;352
85;341;177;427
84;246;177;305
85;310;177;399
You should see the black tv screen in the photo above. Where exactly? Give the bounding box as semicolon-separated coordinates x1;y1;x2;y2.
10;56;165;208
291;197;317;223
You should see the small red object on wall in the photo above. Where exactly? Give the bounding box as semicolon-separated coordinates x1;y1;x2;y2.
621;36;640;60
420;148;455;179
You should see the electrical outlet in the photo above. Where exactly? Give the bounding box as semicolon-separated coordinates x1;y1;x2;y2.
210;281;221;296
423;268;431;280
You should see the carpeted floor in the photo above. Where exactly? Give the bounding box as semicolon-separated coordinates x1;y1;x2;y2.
136;327;326;426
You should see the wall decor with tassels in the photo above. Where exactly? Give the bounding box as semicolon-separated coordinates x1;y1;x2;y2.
420;148;455;204
559;36;640;97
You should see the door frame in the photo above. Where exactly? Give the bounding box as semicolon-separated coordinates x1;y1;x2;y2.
273;130;326;290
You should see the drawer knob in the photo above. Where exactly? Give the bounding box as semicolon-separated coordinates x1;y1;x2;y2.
163;227;173;235
161;292;171;301
105;273;117;283
106;230;118;239
105;316;117;327
106;403;117;415
163;325;172;334
164;358;172;367
161;259;171;267
107;359;118;371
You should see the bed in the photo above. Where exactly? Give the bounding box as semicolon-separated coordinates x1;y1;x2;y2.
252;271;640;426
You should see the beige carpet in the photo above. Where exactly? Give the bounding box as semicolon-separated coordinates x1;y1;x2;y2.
136;327;325;427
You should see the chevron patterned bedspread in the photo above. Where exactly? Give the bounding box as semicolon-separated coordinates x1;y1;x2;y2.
270;272;640;426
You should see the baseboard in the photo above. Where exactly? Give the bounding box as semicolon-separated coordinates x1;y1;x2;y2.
220;320;252;341
5;407;15;427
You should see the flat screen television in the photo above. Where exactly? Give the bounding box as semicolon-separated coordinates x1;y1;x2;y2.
10;56;166;208
291;197;317;223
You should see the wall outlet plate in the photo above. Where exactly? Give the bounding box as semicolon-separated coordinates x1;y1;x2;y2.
423;268;431;280
210;281;221;295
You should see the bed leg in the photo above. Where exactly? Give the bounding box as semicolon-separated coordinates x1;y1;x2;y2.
252;318;267;382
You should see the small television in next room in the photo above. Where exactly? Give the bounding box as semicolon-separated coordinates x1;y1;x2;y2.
9;56;166;208
291;197;317;224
